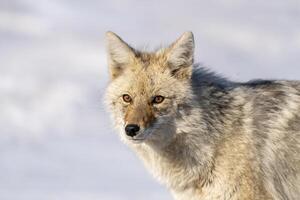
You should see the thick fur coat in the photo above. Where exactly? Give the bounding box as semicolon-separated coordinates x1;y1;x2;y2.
104;31;300;200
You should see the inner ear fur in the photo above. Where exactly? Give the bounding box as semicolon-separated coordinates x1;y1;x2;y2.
105;31;136;79
166;32;195;80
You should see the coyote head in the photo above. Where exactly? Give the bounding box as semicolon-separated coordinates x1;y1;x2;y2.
105;32;195;147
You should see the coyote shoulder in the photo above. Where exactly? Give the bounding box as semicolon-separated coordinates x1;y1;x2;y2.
104;31;300;200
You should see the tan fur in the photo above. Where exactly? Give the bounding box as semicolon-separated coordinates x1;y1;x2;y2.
125;103;155;128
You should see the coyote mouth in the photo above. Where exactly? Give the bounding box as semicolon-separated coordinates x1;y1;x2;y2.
128;130;153;143
129;138;146;144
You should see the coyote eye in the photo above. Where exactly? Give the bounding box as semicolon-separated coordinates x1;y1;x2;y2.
152;95;165;104
122;94;132;103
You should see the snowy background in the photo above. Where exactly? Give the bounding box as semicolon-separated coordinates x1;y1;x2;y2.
1;0;300;200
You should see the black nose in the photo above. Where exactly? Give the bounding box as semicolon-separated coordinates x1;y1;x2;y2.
125;124;140;137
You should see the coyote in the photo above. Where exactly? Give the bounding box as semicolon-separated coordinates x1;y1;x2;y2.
104;31;300;200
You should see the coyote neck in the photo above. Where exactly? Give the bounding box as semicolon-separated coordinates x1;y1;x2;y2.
133;92;256;199
134;104;219;192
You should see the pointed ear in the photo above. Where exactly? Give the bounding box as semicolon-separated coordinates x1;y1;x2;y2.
167;32;194;80
105;31;136;79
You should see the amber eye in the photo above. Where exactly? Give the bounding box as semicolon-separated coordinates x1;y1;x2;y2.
152;95;165;104
122;94;132;103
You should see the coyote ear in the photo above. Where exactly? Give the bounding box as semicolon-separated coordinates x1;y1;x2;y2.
105;31;136;79
167;32;194;80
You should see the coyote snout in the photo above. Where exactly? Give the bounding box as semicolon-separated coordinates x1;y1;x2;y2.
123;102;156;140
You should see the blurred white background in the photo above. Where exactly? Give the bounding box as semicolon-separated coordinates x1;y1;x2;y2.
0;0;300;199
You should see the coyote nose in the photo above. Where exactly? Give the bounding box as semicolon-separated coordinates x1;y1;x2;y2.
125;124;140;137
